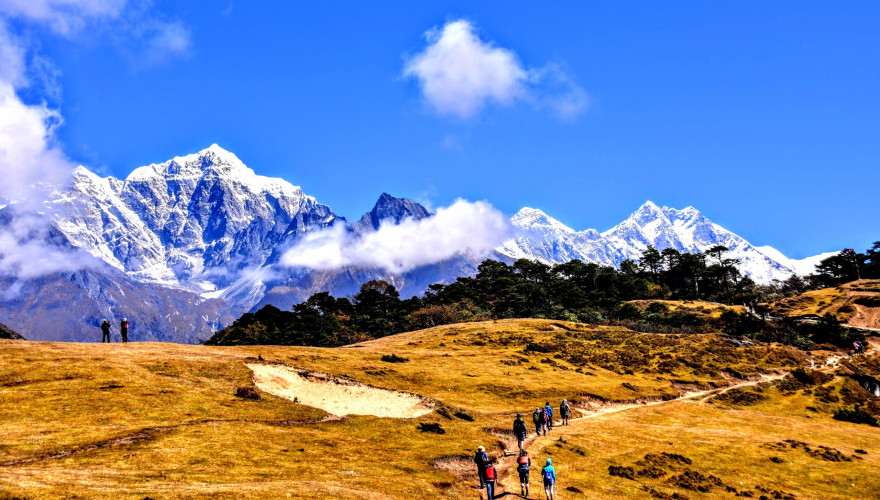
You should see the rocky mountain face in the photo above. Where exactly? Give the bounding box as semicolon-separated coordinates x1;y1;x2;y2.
0;320;24;340
0;145;828;343
352;192;431;232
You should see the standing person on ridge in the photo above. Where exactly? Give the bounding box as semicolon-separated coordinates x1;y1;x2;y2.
513;413;528;451
544;402;554;431
533;407;545;436
120;318;129;343
560;399;571;426
517;449;532;497
474;445;489;489
100;319;111;343
542;458;557;500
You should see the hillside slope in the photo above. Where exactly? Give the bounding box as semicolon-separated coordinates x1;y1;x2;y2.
769;280;880;329
0;321;23;339
1;319;878;498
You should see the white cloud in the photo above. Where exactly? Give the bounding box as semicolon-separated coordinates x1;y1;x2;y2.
0;0;192;67
0;214;97;282
0;0;127;36
0;82;72;201
144;20;192;63
403;19;587;120
0;0;187;280
281;199;512;274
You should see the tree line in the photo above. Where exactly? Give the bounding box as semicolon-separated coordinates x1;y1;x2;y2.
206;241;878;349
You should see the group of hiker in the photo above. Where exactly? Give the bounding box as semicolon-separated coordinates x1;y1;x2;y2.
853;340;868;354
100;318;130;343
474;399;571;499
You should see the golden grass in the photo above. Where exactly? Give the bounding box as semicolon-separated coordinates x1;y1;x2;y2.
627;299;745;318
769;280;880;329
0;319;877;499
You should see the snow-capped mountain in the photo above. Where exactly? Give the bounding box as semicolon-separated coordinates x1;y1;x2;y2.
754;246;838;277
47;145;339;292
500;201;826;283
0;144;835;342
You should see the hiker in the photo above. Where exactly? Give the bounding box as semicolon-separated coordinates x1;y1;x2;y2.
854;340;864;354
513;413;528;451
542;458;557;500
100;319;111;343
560;399;571;426
533;407;546;436
120;318;129;343
544;402;554;431
484;461;497;500
517;449;531;497
474;445;489;488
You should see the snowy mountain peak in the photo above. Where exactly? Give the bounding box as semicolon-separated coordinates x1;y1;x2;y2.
124;145;304;198
503;202;825;284
511;207;573;233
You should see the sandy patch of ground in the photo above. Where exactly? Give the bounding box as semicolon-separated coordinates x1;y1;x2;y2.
247;364;433;419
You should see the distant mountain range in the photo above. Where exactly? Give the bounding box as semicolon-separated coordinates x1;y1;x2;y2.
0;145;834;343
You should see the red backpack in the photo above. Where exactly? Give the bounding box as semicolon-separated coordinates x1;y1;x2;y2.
485;465;496;481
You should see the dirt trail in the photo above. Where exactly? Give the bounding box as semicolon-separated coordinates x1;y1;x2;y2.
248;364;434;419
491;353;849;498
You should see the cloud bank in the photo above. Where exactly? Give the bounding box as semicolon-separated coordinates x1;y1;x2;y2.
402;19;587;120
0;0;191;281
281;199;512;274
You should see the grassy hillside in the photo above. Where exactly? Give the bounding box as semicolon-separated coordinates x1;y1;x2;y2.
627;300;745;318
1;319;878;499
769;280;880;329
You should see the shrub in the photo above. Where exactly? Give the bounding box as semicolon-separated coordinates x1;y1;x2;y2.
418;422;445;434
645;302;669;314
833;407;879;427
454;410;475;421
381;354;409;363
614;303;643;321
234;386;261;400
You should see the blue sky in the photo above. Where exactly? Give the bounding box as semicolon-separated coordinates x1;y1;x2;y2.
10;1;880;258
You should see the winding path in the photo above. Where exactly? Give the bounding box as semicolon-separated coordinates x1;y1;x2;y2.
488;347;863;499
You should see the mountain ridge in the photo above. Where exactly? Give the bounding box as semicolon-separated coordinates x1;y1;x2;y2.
0;144;835;342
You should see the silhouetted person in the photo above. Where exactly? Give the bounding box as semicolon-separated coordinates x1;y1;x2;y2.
100;320;111;343
474;445;489;488
120;318;129;343
560;399;571;426
513;413;528;451
544;402;554;431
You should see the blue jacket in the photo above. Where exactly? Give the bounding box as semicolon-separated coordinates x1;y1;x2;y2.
474;451;489;468
542;464;556;483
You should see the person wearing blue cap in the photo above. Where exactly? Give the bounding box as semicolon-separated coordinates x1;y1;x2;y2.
541;458;557;500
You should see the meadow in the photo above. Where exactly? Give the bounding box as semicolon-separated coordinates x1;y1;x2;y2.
1;319;878;498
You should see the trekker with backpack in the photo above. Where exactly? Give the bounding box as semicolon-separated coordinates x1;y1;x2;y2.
533;407;546;436
100;320;111;343
513;413;528;451
542;458;557;500
544;402;554;431
474;445;489;488
517;449;531;497
120;318;129;343
484;462;497;500
560;399;571;426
